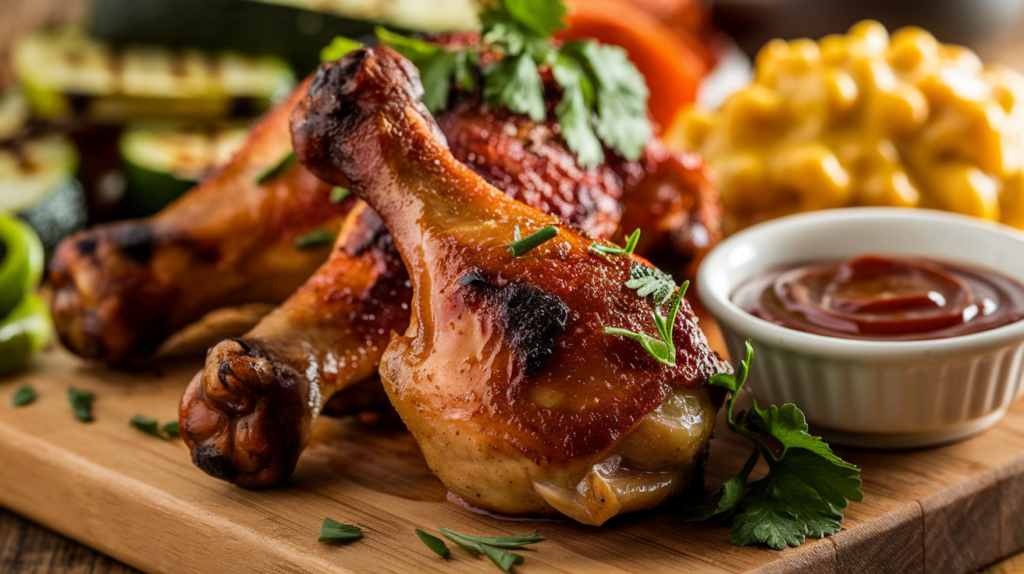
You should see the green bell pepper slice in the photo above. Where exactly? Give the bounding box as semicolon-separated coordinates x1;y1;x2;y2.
0;214;44;320
0;293;52;376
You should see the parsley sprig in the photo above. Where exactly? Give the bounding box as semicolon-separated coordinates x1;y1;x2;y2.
680;342;864;549
370;0;651;167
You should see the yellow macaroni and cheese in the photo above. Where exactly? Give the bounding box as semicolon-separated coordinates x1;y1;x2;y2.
680;21;1024;234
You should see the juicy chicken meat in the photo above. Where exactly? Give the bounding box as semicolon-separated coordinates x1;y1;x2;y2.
50;79;354;364
290;46;729;524
180;70;722;488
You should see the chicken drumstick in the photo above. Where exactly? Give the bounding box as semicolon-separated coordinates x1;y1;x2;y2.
292;46;728;525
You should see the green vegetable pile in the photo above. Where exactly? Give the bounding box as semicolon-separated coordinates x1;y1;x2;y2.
0;214;51;377
321;0;652;168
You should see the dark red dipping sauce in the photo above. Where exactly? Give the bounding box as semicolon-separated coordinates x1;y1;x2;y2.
732;255;1024;341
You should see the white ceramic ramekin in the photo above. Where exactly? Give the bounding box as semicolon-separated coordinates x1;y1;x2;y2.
697;208;1024;449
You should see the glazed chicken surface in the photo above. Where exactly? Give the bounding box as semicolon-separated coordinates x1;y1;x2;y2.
50;79;354;364
179;56;722;487
290;46;729;525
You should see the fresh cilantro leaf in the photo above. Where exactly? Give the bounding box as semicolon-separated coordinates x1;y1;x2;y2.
129;414;165;439
67;388;94;422
483;54;546;123
162;421;180;438
625;263;676;307
320;36;363;63
731;449;862;549
376;27;459;113
562;41;651;161
318;518;363;542
683;341;863;550
415;529;450;558
552;55;603;167
503;0;567;38
11;385;36;407
454;50;479;92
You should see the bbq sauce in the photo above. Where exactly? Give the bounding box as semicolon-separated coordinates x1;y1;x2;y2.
732;255;1024;340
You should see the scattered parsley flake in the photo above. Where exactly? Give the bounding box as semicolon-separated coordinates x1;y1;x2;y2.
129;414;165;439
415;529;450;559
11;385;36;407
162;421;180;438
318;518;363;542
67;388;95;422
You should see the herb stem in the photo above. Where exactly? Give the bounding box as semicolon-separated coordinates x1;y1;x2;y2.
509;225;558;257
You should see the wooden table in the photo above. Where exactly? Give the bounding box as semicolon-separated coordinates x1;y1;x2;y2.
6;1;1024;573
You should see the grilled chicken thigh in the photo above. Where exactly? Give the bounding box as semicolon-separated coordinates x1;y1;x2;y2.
289;46;728;524
50;79;353;364
180;64;722;488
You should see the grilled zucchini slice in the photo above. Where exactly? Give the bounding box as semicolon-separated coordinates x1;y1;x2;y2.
120;121;248;215
13;28;295;123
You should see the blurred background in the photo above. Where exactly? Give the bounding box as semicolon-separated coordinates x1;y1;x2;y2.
3;0;1024;254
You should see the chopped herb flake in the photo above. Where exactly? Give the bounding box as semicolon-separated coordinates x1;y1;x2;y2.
129;414;165;439
295;229;336;250
437;527;543;572
67;388;95;422
11;385;36;407
162;421;180;437
415;528;450;558
329;186;351;203
509;225;558;257
318;518;363;542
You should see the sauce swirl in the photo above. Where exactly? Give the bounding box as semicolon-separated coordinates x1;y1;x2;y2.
732;255;1024;340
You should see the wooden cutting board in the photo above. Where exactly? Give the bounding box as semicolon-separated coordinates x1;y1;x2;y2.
2;316;1024;574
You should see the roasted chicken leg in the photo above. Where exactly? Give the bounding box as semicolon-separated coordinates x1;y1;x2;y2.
292;46;728;524
180;65;722;488
50;80;354;364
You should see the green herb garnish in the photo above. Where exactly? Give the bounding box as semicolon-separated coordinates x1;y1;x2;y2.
509;225;558;257
320;36;363;63
318;518;363;542
67;388;95;422
415;528;450;559
295;229;336;250
625;263;676;306
436;527;543;572
256;151;296;185
605;281;687;367
162;421;180;437
129;415;165;439
679;341;864;549
329;186;351;203
11;385;36;407
372;0;650;167
590;229;640;256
